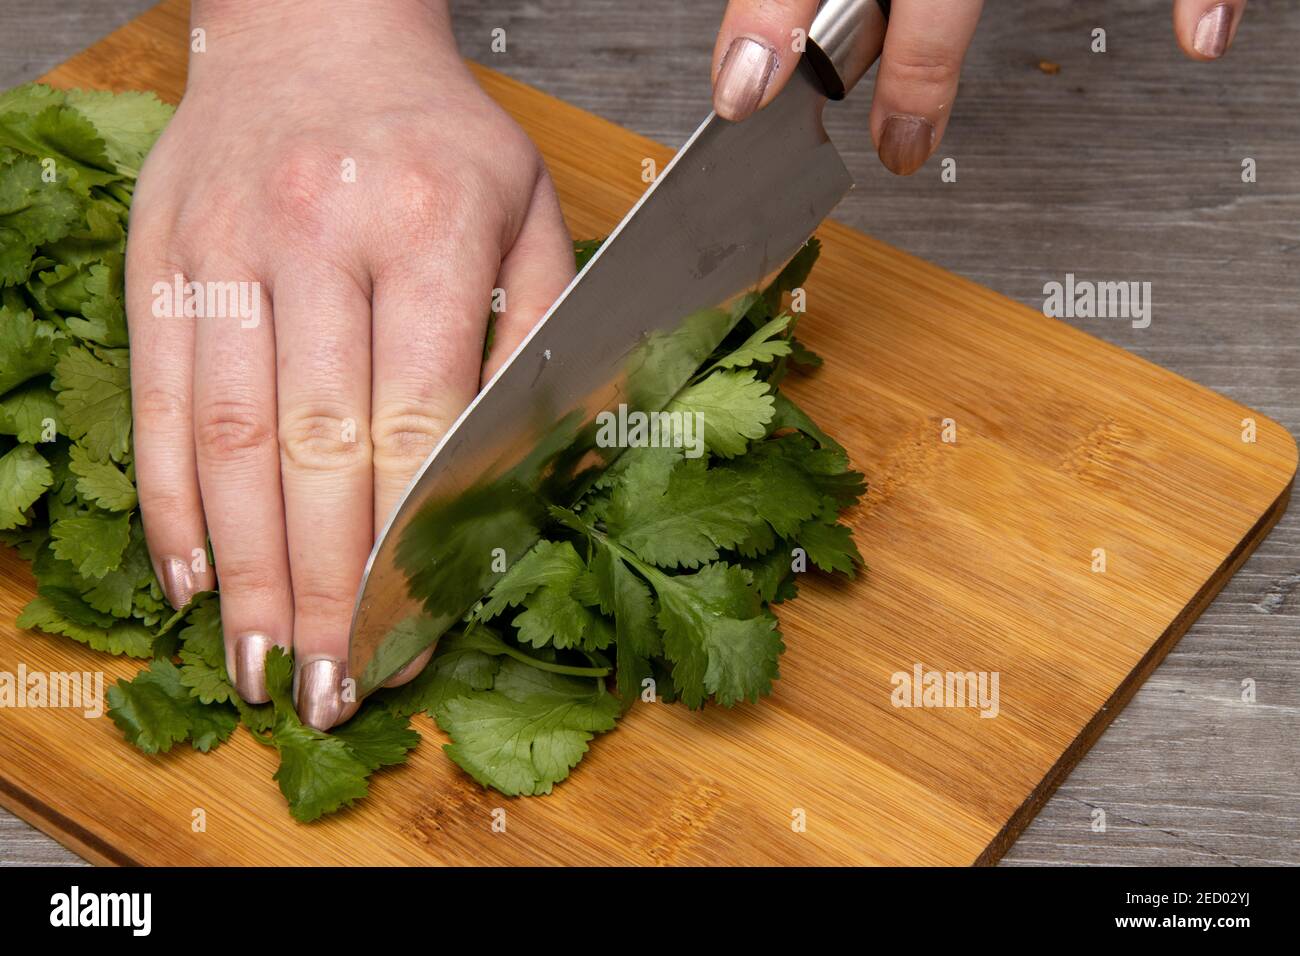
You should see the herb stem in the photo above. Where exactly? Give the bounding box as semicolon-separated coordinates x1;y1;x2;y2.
465;614;611;677
104;182;133;205
496;643;610;678
589;528;667;587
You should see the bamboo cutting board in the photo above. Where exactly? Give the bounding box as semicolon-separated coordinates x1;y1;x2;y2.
0;0;1294;866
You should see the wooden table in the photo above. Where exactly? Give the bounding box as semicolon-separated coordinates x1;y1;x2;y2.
1;0;1295;866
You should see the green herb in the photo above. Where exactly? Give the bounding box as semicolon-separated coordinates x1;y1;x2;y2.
2;83;865;818
388;236;865;789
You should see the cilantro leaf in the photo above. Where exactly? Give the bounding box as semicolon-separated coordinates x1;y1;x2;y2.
49;509;130;578
0;378;60;443
0;102;119;192
667;369;774;458
61;89;173;176
18;592;154;657
68;441;136;510
64;260;128;347
106;658;237;753
260;647;372;820
721;438;826;539
380;627;502;717
796;519;863;575
53;344;131;462
262;645;296;711
261;646;418;821
437;659;620;796
178;650;235;705
0;442;52;529
0;305;60;395
586;546;660;708
175;597;238;705
605;456;763;569
787;337;823;369
105;660;195;753
0;152;85;285
185;699;240;752
235;696;276;734
80;519;153;617
643;561;784;709
271;714;373;823
707;313;793;372
769;392;847;463
18;590;154;658
330;706;420;770
480;540;613;650
743;544;799;603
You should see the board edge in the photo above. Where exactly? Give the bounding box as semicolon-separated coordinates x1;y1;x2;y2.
974;470;1295;866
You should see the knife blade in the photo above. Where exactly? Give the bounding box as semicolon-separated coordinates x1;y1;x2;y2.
347;0;887;696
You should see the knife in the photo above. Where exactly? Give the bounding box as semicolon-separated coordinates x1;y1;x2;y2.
347;0;888;697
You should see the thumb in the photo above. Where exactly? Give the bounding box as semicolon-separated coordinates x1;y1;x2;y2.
712;0;822;122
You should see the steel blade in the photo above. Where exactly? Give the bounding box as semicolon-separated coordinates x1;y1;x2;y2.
349;60;852;694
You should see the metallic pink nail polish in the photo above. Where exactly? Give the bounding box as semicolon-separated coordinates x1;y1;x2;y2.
713;36;777;122
158;556;196;610
1193;4;1232;58
234;633;272;705
878;114;936;176
297;659;344;730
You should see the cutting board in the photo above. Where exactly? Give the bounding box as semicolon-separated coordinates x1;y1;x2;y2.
1;0;1293;866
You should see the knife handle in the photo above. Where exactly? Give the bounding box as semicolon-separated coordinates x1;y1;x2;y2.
807;0;889;99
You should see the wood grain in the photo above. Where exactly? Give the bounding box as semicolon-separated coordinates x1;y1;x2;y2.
0;0;1293;865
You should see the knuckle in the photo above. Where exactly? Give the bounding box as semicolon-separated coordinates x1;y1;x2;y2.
213;558;283;604
135;384;188;424
267;142;341;236
138;485;192;522
371;402;452;472
291;584;357;623
279;406;370;473
885;44;961;92
387;165;461;238
195;399;275;460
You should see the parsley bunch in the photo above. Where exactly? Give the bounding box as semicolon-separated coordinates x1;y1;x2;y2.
2;84;864;821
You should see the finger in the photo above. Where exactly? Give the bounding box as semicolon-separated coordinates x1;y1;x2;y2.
191;264;291;705
382;648;434;689
870;0;984;176
125;224;216;610
369;233;496;542
482;173;574;382
273;265;374;730
1173;0;1245;60
711;0;821;121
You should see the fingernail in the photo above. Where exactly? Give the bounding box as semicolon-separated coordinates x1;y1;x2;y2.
158;556;196;610
1193;3;1232;58
297;659;343;730
233;632;272;704
714;36;777;122
878;114;936;176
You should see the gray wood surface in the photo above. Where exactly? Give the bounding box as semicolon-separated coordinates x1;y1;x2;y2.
1;0;1295;866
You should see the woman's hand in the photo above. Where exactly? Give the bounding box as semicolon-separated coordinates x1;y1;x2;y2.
710;0;1247;175
125;0;573;727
